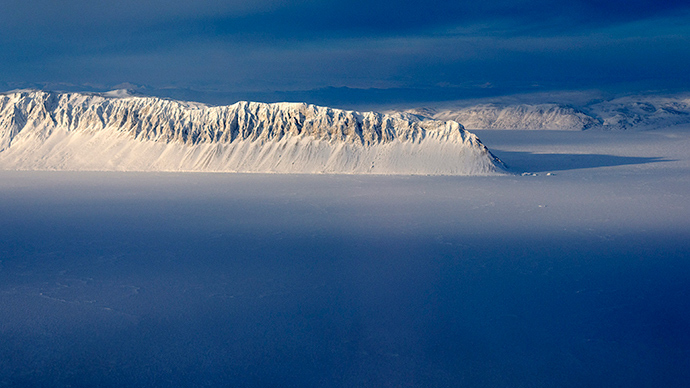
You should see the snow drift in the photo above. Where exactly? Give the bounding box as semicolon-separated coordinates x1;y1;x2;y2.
0;90;501;175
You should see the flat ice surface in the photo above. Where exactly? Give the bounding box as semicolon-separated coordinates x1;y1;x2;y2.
1;128;689;387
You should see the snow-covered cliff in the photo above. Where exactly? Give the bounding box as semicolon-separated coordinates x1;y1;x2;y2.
0;90;501;175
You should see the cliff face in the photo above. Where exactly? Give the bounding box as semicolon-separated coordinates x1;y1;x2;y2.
0;91;501;175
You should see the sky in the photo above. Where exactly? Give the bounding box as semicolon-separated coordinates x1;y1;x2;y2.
1;0;690;107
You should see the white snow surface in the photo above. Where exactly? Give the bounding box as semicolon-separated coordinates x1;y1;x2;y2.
0;90;500;175
402;94;690;131
1;127;690;387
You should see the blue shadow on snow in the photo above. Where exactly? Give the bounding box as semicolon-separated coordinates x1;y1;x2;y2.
491;150;668;173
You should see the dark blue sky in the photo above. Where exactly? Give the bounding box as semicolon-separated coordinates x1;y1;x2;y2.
1;0;689;107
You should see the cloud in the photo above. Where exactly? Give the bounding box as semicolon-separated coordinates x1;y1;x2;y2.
1;1;689;104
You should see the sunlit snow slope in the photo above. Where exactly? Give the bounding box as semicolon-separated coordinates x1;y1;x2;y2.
0;90;501;175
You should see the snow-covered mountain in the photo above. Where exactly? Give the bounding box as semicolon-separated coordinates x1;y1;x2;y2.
428;104;599;130
403;94;690;131
0;90;501;175
589;95;690;130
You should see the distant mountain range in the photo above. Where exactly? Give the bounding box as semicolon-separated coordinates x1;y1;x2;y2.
401;94;690;130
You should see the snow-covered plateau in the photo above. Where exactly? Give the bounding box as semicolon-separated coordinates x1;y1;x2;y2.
0;90;500;175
